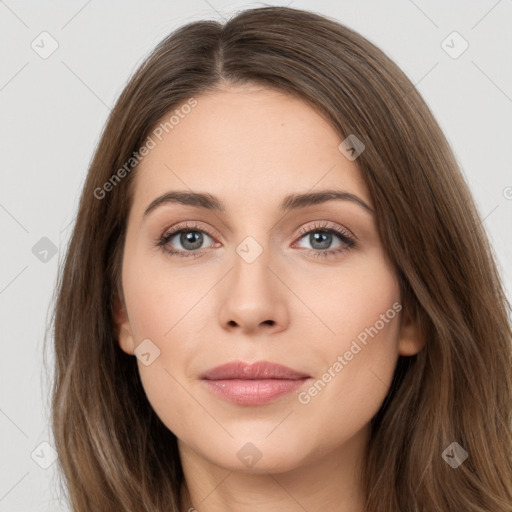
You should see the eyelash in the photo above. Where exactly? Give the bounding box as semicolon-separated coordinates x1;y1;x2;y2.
156;221;356;260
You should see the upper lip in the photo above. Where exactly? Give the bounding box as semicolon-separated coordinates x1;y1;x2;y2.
200;360;310;380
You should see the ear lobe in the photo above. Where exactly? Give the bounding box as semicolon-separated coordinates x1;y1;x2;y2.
397;303;426;356
114;296;135;355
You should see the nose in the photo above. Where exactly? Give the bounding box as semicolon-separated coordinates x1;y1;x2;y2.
217;245;289;335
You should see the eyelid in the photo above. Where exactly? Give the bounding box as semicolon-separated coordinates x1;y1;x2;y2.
156;219;357;259
159;220;218;241
159;219;354;241
295;220;356;242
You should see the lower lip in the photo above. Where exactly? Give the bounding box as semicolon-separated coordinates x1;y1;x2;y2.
202;378;309;405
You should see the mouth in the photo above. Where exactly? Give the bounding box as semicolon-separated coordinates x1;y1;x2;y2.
200;360;311;406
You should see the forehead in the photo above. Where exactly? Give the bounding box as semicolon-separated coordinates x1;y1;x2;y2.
130;85;370;216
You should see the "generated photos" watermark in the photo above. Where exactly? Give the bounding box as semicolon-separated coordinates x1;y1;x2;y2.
298;301;402;405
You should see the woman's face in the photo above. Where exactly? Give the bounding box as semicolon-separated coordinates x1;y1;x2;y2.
116;84;422;473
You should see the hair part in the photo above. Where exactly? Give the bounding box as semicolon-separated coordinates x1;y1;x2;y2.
47;6;512;511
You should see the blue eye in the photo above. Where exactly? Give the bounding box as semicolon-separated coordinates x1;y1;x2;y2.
157;223;216;259
157;221;356;259
293;221;356;259
163;230;212;252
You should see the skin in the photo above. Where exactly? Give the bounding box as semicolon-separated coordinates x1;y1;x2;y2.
115;84;424;512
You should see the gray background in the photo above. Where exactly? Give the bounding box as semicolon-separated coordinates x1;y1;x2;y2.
0;0;511;510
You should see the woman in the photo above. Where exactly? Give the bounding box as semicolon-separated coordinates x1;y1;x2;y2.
48;5;512;511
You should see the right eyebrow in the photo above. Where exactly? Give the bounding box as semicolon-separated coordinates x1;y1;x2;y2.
143;191;225;217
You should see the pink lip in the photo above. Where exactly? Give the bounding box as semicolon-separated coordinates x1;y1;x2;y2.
200;360;311;406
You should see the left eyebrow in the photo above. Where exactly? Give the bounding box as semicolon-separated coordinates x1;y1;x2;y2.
280;190;373;214
142;188;374;218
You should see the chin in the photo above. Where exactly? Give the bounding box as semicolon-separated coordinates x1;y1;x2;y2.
192;435;312;474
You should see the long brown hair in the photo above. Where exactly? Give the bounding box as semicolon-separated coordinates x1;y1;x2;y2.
46;6;512;511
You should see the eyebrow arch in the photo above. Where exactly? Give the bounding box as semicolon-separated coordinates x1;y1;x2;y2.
281;190;373;214
143;189;373;217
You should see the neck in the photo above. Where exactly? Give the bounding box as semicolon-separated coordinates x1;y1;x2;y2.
179;424;369;512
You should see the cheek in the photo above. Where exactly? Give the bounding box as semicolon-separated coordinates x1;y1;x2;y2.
121;247;210;433
297;248;401;356
121;235;403;457
122;242;207;341
295;252;402;433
